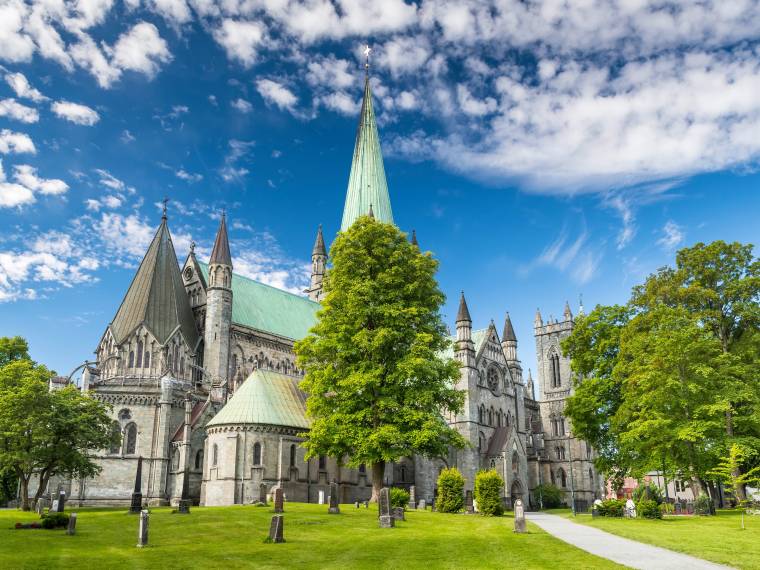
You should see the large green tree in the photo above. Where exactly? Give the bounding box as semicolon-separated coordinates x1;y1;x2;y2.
0;340;117;510
295;216;465;501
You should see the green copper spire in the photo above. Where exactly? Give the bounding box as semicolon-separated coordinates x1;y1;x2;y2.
340;74;394;231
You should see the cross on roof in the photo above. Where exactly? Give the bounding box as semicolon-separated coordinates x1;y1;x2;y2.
162;197;169;219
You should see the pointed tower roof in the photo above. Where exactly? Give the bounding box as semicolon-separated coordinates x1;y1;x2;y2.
456;291;472;323
209;213;232;267
534;308;543;327
340;76;393;231
410;229;418;247
110;217;198;347
502;312;517;341
564;300;573;321
312;224;326;257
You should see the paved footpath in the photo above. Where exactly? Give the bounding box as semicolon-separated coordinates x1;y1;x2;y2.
526;512;733;570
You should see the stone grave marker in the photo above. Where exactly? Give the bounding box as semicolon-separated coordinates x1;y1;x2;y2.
130;456;143;514
56;490;66;513
465;490;474;514
417;499;426;510
592;499;603;518
364;500;369;508
268;515;285;543
274;488;284;513
137;510;149;548
66;513;77;536
408;485;416;510
328;482;340;514
178;467;191;514
51;499;59;512
625;498;636;518
513;499;526;533
259;483;268;505
378;487;394;528
318;490;325;505
392;507;405;521
36;500;45;516
354;501;360;508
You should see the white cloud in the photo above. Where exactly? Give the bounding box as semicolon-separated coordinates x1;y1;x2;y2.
94;168;126;191
94;212;155;259
256;79;297;110
0;159;34;208
12;164;68;195
176;169;202;182
0;0;35;63
213;19;266;67
220;166;249;182
121;129;136;143
145;0;192;27
5;72;47;101
524;226;603;285
657;220;685;251
231;97;253;113
69;34;121;88
0;129;36;154
0;98;39;123
51;100;100;125
110;21;172;76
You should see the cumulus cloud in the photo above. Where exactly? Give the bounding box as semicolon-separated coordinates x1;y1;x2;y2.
657;220;685;251
256;79;297;110
12;164;68;195
110;21;172;76
176;169;202;182
0;129;35;154
231;97;253;113
5;72;47;101
51;100;100;125
0;98;39;123
213;19;266;67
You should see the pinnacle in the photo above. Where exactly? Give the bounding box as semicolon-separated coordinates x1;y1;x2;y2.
456;291;472;323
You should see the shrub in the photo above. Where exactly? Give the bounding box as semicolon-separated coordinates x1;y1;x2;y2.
389;487;410;509
40;512;69;529
474;470;504;516
632;483;664;505
533;483;565;509
636;499;662;519
436;467;465;513
597;499;626;517
694;494;713;515
660;502;674;515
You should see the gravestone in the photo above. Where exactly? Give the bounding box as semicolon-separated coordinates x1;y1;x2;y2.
51;500;59;512
354;501;360;508
268;515;285;543
36;500;45;516
130;456;143;514
274;488;284;513
378;487;394;528
56;490;66;512
328;482;340;514
259;483;268;505
592;499;603;518
513;499;526;533
177;468;191;514
364;500;369;509
465;490;474;514
66;513;77;536
430;498;435;512
392;507;405;521
318;490;325;505
137;510;149;548
408;485;416;510
625;498;636;518
417;499;426;510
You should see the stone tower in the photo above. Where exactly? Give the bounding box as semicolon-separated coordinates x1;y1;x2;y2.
535;303;600;507
307;225;327;301
501;312;522;384
203;213;233;388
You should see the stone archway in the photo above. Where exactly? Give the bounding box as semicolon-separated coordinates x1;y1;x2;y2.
511;479;524;509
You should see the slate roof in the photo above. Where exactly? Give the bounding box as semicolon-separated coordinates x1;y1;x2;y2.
206;368;310;429
456;292;472;322
340;75;393;231
198;262;320;341
209;213;232;266
502;312;516;341
110;218;198;347
438;329;488;361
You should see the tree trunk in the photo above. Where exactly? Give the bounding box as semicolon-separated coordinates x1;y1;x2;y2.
370;460;385;503
19;476;30;511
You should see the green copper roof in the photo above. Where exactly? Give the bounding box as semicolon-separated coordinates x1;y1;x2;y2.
206;368;310;429
438;329;489;361
340;76;394;231
110;217;198;347
198;262;319;341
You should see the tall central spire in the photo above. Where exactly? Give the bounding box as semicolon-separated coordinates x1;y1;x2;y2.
340;72;394;232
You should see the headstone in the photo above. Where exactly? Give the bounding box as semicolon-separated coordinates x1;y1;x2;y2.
268;515;285;543
130;456;143;514
36;500;45;516
430;498;435;512
259;483;268;505
51;500;59;512
328;482;340;514
177;467;191;514
513;499;526;533
354;501;360;508
392;506;405;521
417;499;426;510
318;490;325;505
378;487;394;528
625;498;636;518
408;485;416;510
592;499;603;518
56;490;66;512
364;500;369;509
66;513;77;536
136;510;149;548
274;488;284;513
465;490;474;514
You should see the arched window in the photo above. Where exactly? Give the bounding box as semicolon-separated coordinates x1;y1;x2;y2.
289;444;296;467
109;421;121;454
173;346;179;372
559;468;567;488
128;350;134;368
550;352;561;387
400;465;407;482
586;443;592;459
167;349;173;371
212;444;218;466
487;408;493;426
180;356;185;377
512;451;519;472
124;423;137;455
589;468;593;482
136;340;143;368
550;470;556;485
478;432;486;453
359;464;366;474
319;455;326;470
478;405;484;424
253;442;262;465
195;449;204;470
487;367;499;391
144;350;150;369
230;354;237;377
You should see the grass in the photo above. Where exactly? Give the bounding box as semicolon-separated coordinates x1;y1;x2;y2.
557;508;760;569
0;503;622;569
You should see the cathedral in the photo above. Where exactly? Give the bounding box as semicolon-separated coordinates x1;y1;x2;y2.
68;71;601;511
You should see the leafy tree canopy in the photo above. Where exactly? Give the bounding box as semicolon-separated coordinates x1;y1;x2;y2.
0;336;29;367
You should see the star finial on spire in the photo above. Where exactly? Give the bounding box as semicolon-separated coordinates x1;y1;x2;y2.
363;44;371;75
161;197;169;220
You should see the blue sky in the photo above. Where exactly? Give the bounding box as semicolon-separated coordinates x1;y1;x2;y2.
0;1;759;384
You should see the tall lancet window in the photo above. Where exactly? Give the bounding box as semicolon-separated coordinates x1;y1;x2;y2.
144;350;150;370
136;340;143;368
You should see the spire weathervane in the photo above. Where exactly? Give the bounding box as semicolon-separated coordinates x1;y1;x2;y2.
363;44;371;75
162;197;169;220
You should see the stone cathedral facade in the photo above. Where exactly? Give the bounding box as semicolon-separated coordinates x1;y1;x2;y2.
62;73;602;510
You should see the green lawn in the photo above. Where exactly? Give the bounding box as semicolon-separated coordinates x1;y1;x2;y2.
0;503;622;569
559;509;760;569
